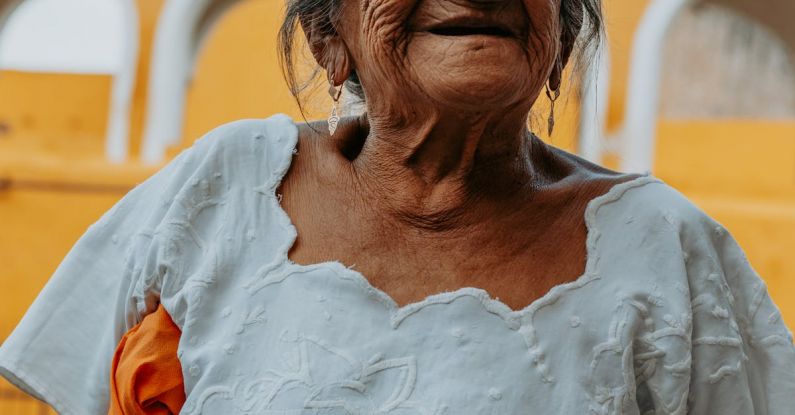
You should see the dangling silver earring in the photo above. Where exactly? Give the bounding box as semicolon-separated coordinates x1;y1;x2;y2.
327;81;343;136
545;83;560;136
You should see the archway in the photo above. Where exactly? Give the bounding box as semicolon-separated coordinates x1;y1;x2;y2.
141;0;241;164
616;0;795;173
661;3;795;119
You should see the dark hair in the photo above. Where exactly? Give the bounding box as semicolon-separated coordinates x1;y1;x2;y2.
277;0;603;114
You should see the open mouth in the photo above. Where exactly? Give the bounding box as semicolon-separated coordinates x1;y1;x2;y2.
427;25;513;37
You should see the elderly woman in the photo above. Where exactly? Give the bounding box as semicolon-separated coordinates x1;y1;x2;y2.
2;0;794;413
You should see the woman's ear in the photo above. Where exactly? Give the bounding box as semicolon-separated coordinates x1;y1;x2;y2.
299;13;352;87
325;37;352;86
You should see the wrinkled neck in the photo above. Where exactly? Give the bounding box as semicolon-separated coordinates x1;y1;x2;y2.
349;106;543;230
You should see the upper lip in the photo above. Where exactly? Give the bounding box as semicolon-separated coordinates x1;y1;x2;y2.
418;16;519;38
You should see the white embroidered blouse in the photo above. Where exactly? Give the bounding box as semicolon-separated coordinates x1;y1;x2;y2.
1;114;794;415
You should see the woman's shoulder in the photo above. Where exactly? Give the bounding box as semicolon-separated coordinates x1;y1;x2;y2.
548;145;716;235
585;174;745;288
594;174;794;334
130;116;303;326
589;172;721;236
136;114;301;211
181;114;298;174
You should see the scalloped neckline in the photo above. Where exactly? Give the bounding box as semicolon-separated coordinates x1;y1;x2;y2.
264;114;661;327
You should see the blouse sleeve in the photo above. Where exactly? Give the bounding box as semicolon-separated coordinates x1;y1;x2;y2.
686;219;795;413
0;139;209;415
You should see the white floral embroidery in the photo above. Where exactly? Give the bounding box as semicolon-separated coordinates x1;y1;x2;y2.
588;297;691;415
184;332;442;414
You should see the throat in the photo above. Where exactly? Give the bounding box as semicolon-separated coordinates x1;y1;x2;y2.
350;119;538;230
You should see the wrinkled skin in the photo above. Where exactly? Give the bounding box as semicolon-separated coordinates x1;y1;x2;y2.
280;0;637;311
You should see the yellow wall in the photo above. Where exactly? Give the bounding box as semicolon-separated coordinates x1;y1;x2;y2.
0;70;111;159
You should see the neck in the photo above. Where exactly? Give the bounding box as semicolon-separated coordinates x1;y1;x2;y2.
350;104;543;230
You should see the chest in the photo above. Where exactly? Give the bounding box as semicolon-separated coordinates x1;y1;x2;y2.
282;188;589;312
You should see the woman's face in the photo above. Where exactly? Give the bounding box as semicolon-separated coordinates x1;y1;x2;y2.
333;0;564;116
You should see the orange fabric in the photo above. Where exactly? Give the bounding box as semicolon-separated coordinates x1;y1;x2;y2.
109;304;185;415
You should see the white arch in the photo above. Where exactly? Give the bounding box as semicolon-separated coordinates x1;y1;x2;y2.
107;0;139;162
141;0;241;164
0;0;139;163
618;0;692;173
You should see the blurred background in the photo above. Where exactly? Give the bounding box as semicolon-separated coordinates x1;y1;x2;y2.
0;0;793;412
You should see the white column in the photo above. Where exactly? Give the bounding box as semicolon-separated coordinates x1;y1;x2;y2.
619;0;692;173
104;0;139;163
141;0;241;164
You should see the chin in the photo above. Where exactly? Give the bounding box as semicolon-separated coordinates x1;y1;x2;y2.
408;35;534;112
417;64;533;112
